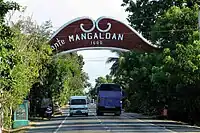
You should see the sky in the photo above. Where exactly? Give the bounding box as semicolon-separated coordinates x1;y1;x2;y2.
11;0;129;88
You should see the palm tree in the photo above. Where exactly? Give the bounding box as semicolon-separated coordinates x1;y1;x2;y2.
106;50;126;76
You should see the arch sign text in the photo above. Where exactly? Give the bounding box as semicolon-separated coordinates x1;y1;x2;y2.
49;16;160;54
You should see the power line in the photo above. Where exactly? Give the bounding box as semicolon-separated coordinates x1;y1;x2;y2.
50;17;156;29
83;56;118;59
49;17;198;34
50;28;198;38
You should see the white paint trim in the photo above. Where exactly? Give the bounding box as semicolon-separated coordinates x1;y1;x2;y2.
80;20;95;33
53;115;68;133
95;17;112;32
55;47;129;55
97;16;161;48
50;16;95;40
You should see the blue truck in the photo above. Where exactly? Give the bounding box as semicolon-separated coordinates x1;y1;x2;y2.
96;83;125;116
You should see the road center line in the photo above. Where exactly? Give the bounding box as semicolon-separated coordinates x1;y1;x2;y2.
53;115;68;133
95;114;112;132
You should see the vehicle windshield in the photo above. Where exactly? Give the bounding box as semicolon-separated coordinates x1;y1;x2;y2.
99;84;122;91
70;99;86;105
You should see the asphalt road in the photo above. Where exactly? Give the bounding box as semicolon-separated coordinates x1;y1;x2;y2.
27;105;200;133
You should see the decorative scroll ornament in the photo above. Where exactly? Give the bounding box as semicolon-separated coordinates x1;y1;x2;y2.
80;19;95;33
96;18;112;32
80;18;112;33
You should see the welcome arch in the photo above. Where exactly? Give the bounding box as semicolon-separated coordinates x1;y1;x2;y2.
49;16;160;54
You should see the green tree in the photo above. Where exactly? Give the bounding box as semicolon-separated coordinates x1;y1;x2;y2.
106;50;125;76
0;0;20;128
121;0;200;41
0;21;52;129
0;1;90;128
107;1;200;121
151;5;199;48
38;53;89;107
0;2;53;126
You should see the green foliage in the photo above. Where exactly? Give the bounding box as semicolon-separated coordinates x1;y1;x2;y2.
29;53;89;115
106;50;125;76
0;0;89;129
151;5;199;48
0;0;22;128
110;0;200;122
122;0;200;40
0;17;52;128
46;54;88;106
0;13;89;128
110;38;200;115
0;0;20;22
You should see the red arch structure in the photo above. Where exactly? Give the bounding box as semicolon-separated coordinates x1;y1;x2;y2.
49;16;161;54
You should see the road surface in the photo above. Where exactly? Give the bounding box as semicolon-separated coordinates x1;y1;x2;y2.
27;105;200;133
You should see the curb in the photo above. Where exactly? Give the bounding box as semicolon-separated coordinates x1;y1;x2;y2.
2;122;36;133
2;126;31;133
124;112;200;129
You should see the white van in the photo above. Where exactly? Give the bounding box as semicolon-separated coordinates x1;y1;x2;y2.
69;96;89;116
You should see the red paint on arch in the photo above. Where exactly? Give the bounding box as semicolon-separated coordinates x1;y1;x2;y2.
49;17;160;53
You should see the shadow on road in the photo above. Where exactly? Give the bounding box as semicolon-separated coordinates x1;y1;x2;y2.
27;107;200;133
27;114;200;133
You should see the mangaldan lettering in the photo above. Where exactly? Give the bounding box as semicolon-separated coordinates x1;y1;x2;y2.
68;32;124;42
51;32;124;50
51;38;65;50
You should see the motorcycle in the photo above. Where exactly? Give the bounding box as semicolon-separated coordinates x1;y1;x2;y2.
45;106;52;120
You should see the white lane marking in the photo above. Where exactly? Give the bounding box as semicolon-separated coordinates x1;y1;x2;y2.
53;115;68;133
123;114;178;133
95;113;112;132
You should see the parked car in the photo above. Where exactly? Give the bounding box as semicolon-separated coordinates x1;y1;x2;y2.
69;96;89;116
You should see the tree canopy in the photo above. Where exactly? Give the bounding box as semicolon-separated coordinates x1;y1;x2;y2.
103;0;200;124
0;1;89;128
